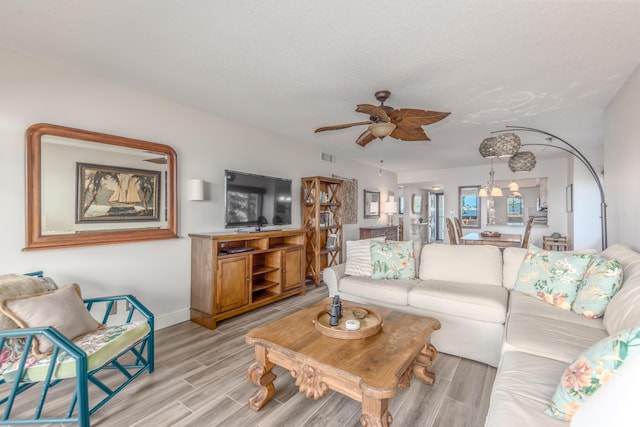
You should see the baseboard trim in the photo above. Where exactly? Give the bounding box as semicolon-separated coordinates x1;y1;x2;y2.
154;308;190;330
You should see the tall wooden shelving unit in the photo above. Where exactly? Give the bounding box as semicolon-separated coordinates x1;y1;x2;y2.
301;176;343;286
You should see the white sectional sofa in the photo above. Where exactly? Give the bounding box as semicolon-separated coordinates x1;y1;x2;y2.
323;242;640;426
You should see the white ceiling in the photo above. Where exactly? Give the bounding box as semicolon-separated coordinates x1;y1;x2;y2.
2;1;639;173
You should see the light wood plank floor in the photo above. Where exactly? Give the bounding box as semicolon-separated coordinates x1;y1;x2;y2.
9;283;496;426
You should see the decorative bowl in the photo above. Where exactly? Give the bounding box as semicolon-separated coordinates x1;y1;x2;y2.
481;231;501;237
352;308;368;319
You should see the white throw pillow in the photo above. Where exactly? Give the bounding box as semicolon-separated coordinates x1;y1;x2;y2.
345;237;385;276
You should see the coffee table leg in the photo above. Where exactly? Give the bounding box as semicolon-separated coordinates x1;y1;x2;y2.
414;343;437;385
360;394;393;427
247;344;277;411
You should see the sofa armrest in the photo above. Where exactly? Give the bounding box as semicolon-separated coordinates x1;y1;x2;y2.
323;264;346;296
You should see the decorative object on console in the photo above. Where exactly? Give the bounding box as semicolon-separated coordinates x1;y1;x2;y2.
513;245;593;311
314;90;450;147
481;231;501;238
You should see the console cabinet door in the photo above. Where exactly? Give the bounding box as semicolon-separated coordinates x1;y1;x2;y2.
216;256;250;312
283;248;304;290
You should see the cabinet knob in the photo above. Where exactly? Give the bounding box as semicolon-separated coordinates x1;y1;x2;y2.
246;278;250;282
282;269;286;273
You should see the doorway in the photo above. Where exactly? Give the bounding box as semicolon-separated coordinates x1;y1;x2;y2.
428;192;445;243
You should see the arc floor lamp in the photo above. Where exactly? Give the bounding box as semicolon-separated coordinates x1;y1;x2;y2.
489;126;607;250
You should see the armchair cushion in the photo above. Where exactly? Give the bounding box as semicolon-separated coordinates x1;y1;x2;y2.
0;320;150;382
0;274;46;330
0;284;101;357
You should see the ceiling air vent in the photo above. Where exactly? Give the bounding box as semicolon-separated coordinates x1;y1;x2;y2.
321;152;336;163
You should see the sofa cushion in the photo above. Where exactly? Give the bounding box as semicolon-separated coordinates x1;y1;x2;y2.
485;351;568;427
419;244;503;287
502;247;529;290
572;256;623;319
338;275;414;306
505;309;608;364
602;243;640;269
509;292;606;329
408;280;508;323
546;326;640;422
513;245;592;311
344;237;385;277
370;240;416;280
602;244;640;335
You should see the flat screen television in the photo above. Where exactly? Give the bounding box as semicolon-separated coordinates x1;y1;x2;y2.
224;170;292;229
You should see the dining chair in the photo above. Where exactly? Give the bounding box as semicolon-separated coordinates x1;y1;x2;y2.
521;217;535;248
453;217;463;239
446;218;458;245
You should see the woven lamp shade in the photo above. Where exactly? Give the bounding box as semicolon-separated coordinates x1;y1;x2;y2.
479;137;498;158
495;133;522;158
508;151;537;173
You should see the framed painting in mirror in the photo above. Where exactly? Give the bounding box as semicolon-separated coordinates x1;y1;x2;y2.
364;190;380;219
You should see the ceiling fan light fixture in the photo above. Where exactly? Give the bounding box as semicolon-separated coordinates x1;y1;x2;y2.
509;151;537;173
368;122;396;139
495;133;522;158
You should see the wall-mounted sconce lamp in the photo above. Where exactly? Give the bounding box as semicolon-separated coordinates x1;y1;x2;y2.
188;179;205;201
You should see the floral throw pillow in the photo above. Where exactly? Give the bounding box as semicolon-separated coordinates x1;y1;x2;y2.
572;256;623;318
546;327;640;421
370;240;416;280
513;245;592;310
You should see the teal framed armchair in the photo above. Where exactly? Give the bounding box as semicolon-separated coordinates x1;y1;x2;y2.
0;273;154;426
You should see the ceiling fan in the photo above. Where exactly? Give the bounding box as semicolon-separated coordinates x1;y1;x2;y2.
315;90;450;147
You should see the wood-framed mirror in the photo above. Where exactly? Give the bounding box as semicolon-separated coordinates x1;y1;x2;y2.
25;123;178;250
458;185;481;228
364;190;380;219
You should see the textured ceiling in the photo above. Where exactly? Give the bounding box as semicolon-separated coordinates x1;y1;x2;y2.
1;1;639;173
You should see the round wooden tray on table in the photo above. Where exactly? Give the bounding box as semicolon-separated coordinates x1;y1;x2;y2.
313;307;383;339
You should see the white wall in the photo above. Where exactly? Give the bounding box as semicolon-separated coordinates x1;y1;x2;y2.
0;48;397;328
605;61;640;251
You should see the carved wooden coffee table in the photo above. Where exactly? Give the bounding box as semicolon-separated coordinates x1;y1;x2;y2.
245;298;441;426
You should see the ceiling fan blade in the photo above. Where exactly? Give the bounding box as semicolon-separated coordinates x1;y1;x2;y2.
356;129;377;147
389;109;450;127
391;126;430;141
315;121;372;132
355;104;391;122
